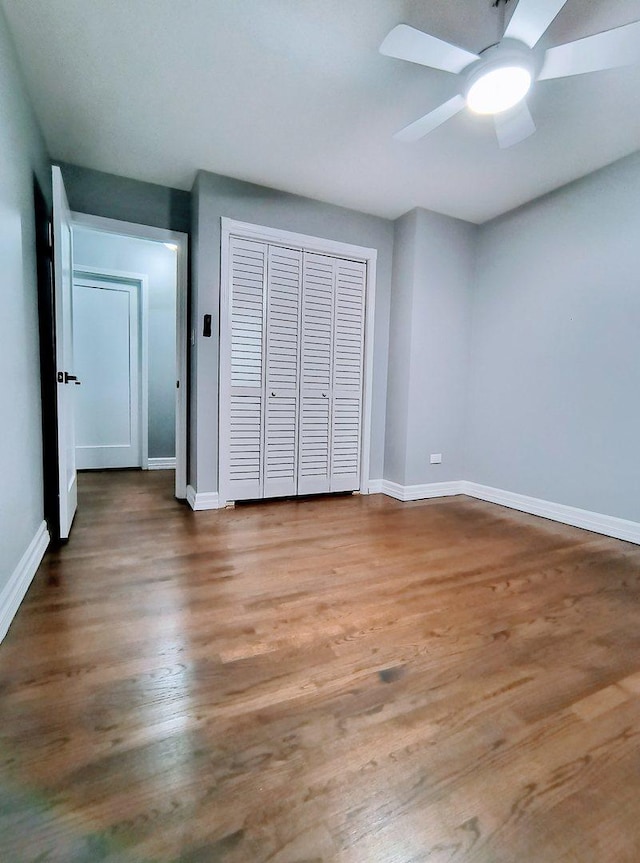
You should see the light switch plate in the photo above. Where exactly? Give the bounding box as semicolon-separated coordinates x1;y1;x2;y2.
430;453;442;464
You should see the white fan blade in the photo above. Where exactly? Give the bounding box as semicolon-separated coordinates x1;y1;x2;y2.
494;100;536;148
539;19;640;80
504;0;568;48
380;24;479;74
394;95;466;143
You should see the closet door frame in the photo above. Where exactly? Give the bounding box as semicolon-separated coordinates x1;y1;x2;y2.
219;218;377;507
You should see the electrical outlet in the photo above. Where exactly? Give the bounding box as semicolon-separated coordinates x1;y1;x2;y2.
430;453;442;464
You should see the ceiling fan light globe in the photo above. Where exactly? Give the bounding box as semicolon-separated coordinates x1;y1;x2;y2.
466;65;532;115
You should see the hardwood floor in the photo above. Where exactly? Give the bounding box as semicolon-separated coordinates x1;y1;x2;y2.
2;470;640;862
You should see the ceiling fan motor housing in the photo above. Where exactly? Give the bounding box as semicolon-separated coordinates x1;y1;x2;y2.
462;38;542;113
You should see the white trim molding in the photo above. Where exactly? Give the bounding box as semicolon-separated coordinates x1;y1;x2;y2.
186;486;221;511
462;482;640;545
381;480;465;502
220;218;379;262
1;522;50;644
373;478;640;545
147;457;177;470
219;217;377;507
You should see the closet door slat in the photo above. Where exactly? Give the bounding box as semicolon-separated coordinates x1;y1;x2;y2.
263;246;302;498
298;252;334;495
226;238;267;500
331;259;366;492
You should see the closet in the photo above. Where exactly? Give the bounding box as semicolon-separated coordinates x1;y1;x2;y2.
220;228;370;504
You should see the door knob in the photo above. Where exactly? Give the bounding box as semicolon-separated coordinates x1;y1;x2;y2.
322;392;327;398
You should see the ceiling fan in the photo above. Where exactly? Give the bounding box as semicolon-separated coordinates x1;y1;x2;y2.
380;0;640;148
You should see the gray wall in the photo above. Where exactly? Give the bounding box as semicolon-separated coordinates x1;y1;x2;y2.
190;170;394;495
406;209;476;485
384;211;417;485
385;208;476;486
72;229;177;459
467;151;640;522
57;162;191;234
0;8;50;580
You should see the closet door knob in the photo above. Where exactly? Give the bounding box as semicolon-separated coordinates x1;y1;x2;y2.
322;392;327;398
271;391;276;397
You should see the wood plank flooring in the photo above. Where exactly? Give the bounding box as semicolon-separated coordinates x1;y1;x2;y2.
2;470;640;862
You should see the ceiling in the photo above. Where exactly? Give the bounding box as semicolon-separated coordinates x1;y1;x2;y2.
3;0;640;223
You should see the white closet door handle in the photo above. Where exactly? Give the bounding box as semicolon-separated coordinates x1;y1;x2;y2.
271;391;276;397
322;392;328;398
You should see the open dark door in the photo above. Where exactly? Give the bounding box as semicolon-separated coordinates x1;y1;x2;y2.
34;177;59;540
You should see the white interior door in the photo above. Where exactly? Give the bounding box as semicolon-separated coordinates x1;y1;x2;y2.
298;252;334;495
221;230;369;505
330;259;366;492
263;246;302;498
52;166;77;539
223;238;267;501
73;278;141;469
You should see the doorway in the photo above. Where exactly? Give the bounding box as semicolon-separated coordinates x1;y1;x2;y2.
69;218;187;494
73;273;143;470
49;168;188;540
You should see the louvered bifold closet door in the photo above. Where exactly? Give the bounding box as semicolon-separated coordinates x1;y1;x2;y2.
331;259;366;492
226;238;267;501
298;252;334;495
263;246;302;498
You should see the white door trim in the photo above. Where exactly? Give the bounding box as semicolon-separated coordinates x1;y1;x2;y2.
221;218;379;262
70;212;188;499
73;268;149;469
219;217;378;506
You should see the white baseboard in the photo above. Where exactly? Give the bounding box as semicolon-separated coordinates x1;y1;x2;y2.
186;485;220;511
192;475;640;545
381;479;465;502
147;457;176;470
462;481;640;545
1;521;50;644
373;477;640;545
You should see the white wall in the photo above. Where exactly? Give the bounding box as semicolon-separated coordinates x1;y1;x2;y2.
385;208;476;486
72;230;177;459
0;7;50;582
467;151;640;522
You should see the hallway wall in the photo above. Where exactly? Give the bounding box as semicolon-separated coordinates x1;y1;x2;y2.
0;5;50;587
